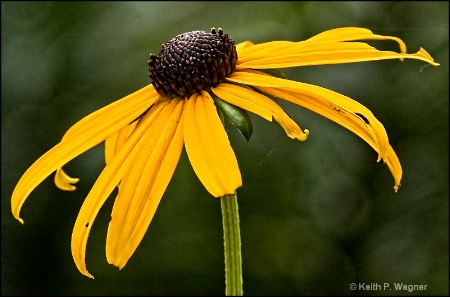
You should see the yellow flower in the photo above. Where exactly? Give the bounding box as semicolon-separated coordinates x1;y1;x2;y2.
11;27;438;278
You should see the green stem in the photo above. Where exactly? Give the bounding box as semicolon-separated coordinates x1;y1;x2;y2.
221;193;243;296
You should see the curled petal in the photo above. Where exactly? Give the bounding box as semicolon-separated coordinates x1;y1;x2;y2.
54;168;79;191
236;27;439;69
305;27;407;52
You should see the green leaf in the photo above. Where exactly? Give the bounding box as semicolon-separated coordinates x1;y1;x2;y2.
258;68;288;79
211;93;253;142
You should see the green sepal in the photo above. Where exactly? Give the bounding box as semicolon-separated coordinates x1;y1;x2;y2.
211;93;253;142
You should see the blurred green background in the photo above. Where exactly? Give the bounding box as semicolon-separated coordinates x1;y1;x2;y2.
1;1;448;296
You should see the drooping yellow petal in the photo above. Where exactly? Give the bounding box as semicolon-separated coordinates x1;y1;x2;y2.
55;87;157;190
105;120;138;165
253;84;402;191
212;83;308;141
229;70;402;190
106;98;185;269
184;92;242;197
258;86;379;150
55;124;137;193
12;85;159;224
62;86;158;140
71;100;169;278
227;70;389;159
385;145;402;192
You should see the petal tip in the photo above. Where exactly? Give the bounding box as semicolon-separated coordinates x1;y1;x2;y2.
301;129;309;141
290;128;309;141
12;207;24;224
81;269;94;279
418;48;440;66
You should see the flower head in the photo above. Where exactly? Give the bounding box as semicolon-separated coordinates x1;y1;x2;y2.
11;27;439;278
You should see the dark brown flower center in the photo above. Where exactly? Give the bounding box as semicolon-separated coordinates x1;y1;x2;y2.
148;28;238;98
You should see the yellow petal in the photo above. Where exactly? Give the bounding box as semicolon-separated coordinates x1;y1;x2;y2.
255;85;402;191
213;83;308;141
12;85;159;225
237;27;407;62
386;145;402;193
237;48;439;69
237;41;374;63
236;27;438;69
57;88;155;189
54;168;80;191
305;27;406;52
237;41;295;59
62;85;158;140
236;41;255;52
104;131;119;166
105;121;138;165
184;92;242;197
212;84;273;121
230;71;390;158
106;98;185;269
257;86;378;152
71;100;169;278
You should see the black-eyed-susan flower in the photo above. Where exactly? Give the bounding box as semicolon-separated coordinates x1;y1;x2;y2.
11;27;439;279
